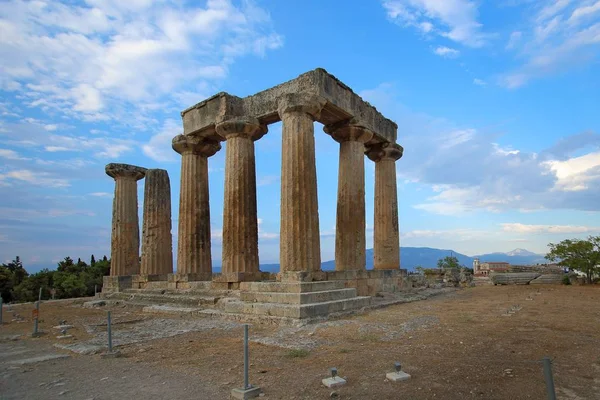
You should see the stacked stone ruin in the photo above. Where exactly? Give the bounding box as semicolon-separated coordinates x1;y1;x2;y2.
103;69;407;320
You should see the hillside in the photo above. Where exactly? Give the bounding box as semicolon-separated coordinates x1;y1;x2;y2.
261;247;546;272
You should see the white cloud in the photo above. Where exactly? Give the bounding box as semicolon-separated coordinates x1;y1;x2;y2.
3;120;136;160
0;148;28;160
2;169;70;188
89;192;112;198
382;0;487;47
568;1;600;24
502;0;600;87
433;46;460;58
0;0;283;119
473;78;487;86
257;175;279;186
501;223;599;234
71;84;104;112
402;228;486;241
142;119;180;162
506;31;522;49
45;146;71;152
543;151;600;191
361;83;600;214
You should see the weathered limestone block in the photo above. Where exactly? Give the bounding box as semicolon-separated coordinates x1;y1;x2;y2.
325;121;373;271
491;272;541;285
366;143;403;270
530;274;565;284
172;135;221;277
215;118;266;276
140;169;173;276
106;163;146;276
102;275;133;292
278;93;326;273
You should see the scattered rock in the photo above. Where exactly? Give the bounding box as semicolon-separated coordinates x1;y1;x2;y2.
330;391;339;398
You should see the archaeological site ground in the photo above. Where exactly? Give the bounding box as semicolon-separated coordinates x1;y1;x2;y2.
1;285;599;399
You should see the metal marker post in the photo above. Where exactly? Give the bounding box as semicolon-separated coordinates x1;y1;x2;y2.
38;287;42;302
244;324;249;390
32;300;40;336
95;285;98;297
542;357;556;400
107;311;113;352
0;297;3;325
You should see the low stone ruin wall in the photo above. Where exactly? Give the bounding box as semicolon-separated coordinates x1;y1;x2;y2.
491;272;565;285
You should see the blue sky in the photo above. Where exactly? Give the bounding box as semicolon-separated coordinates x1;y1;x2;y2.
1;0;599;271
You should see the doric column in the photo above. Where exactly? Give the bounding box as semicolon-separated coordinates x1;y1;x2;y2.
105;163;147;276
172;135;221;278
366;143;403;270
324;122;373;271
140;169;173;276
215;118;266;275
278;94;326;273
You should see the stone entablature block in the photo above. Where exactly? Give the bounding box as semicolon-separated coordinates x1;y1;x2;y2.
181;68;398;144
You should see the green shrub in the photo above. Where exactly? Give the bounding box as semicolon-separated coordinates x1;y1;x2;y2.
285;349;310;358
562;275;571;285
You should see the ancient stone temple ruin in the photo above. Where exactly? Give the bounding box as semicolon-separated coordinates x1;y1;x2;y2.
103;68;406;321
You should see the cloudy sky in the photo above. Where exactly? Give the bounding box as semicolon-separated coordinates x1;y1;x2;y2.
1;0;599;271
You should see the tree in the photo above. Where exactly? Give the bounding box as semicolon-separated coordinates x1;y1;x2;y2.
546;236;600;284
2;256;28;287
90;254;96;266
437;256;462;269
0;266;14;302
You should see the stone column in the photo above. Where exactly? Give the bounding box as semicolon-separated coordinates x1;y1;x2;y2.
215;118;266;277
366;143;403;270
324;123;373;271
278;94;326;273
140;169;173;276
172;135;221;279
106;163;147;276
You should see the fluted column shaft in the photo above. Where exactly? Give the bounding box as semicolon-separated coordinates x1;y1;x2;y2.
173;135;221;277
140;169;173;275
216;118;266;274
106;163;146;276
367;143;403;270
278;94;326;272
325;124;373;271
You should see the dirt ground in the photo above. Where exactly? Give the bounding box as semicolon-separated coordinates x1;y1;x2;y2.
1;284;599;400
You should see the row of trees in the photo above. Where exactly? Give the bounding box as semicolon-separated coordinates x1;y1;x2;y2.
0;255;111;303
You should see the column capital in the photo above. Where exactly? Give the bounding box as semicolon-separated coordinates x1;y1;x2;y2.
105;163;146;180
366;142;403;162
172;134;221;157
215;117;267;141
277;93;327;120
324;120;374;144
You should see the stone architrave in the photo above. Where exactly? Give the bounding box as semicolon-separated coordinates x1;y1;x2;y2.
215;118;266;276
140;169;173;276
366;143;403;270
172;135;221;279
105;163;147;276
324;122;373;271
277;94;326;273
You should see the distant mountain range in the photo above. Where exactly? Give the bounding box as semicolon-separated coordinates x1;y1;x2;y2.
253;247;546;273
24;247;546;274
